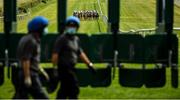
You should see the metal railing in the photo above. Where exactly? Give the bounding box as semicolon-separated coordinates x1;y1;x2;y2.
0;11;31;22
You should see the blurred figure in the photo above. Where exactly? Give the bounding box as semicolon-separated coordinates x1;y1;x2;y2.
14;16;49;99
52;16;96;99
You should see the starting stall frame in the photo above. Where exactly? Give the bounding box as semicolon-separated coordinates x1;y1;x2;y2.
0;0;178;90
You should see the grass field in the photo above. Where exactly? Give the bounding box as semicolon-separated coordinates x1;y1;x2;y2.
0;0;180;33
0;0;180;99
0;0;106;33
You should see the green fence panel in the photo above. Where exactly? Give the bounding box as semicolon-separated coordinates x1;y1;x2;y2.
144;34;168;63
144;67;166;88
41;34;58;62
88;34;113;63
0;65;4;86
0;34;5;86
91;66;111;87
144;34;178;64
76;68;92;87
117;34;144;63
77;34;91;62
0;34;5;59
170;34;178;64
9;34;24;62
76;66;111;87
119;67;143;87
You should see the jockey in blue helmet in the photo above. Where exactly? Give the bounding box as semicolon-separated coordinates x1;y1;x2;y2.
65;16;80;34
28;16;49;37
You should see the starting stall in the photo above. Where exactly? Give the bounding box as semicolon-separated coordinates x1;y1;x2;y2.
0;0;178;93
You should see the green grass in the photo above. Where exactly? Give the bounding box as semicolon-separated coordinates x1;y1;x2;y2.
99;0;180;31
67;0;106;33
120;0;155;30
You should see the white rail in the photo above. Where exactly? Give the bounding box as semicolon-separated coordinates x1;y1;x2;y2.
0;12;31;22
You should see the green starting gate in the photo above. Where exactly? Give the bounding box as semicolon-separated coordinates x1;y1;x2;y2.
6;33;178;90
0;0;178;94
